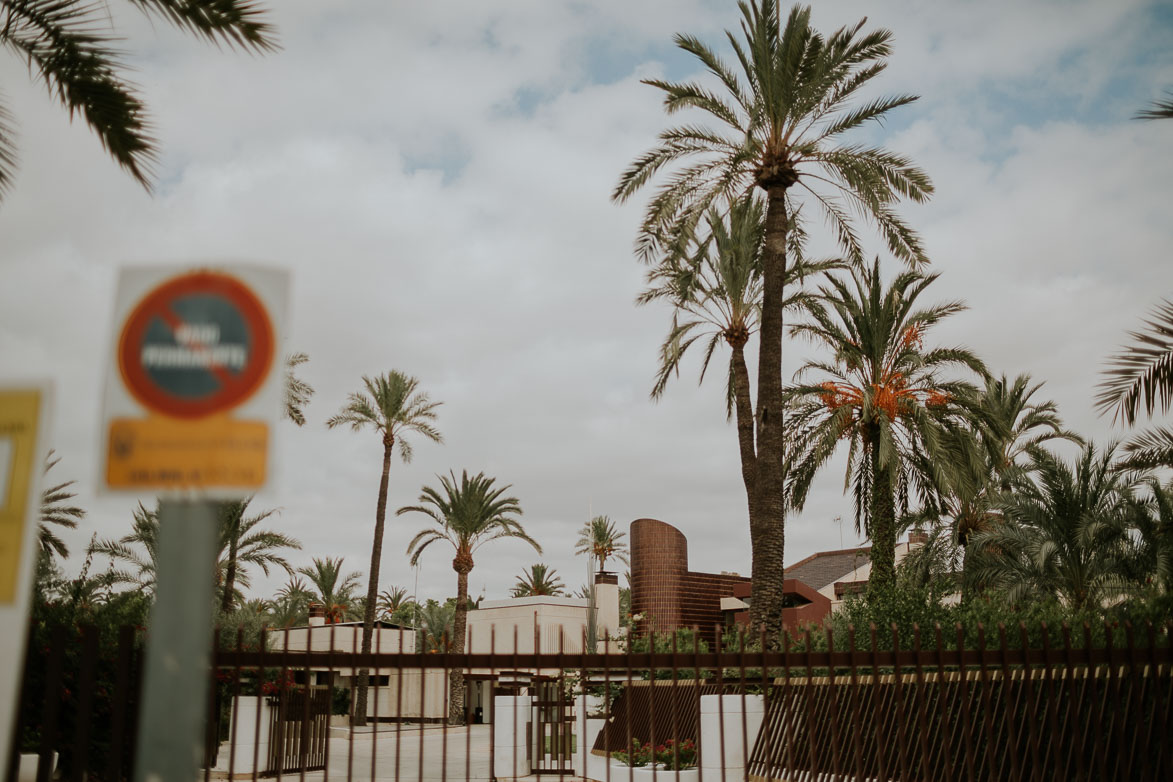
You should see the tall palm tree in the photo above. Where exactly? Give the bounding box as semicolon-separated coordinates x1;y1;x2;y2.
283;352;315;426
1118;477;1173;595
297;557;363;622
401;470;539;724
39;450;84;560
218;497;301;612
327;371;442;726
574;515;629;573
613;0;932;632
512;564;566;597
0;0;276;198
785;259;984;593
1097;299;1173;469
971;443;1137;611
640;195;837;509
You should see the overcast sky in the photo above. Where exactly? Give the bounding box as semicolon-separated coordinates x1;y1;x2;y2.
2;0;1170;607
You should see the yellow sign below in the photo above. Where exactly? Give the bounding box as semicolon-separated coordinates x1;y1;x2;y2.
105;415;269;491
0;389;42;605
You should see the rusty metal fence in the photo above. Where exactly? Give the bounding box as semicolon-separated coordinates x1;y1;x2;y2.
6;621;1171;782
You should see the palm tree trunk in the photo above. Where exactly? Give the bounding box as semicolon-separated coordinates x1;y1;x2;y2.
748;184;790;637
221;535;238;613
867;442;897;595
220;501;240;613
353;439;393;727
730;346;757;500
450;564;470;725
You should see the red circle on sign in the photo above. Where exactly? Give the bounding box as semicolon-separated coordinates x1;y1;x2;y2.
118;271;275;419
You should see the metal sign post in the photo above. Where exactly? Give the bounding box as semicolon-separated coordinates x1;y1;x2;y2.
101;266;288;782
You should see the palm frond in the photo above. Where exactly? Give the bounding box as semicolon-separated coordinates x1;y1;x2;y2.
1097;299;1173;425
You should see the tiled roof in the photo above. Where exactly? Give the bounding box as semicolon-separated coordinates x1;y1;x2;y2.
786;547;871;591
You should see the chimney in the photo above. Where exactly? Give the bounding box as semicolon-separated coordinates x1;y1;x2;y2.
593;571;620;650
308;602;326;627
908;529;929;547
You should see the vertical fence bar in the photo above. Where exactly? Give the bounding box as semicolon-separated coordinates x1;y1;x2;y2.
779;630;799;781
714;626;726;782
911;625;932;782
488;626;497;782
1083;623;1108;782
466;627;474;782
692;627;703;782
68;625;99;782
801;629;818;779
974;624;1004;781
954;623;977;782
1103;621;1127;780
440;630;449;782
1037;622;1064;779
846;626;864;780
867;624;889;782
1008;624;1042;782
106;626;135;782
418;630;428;782
821;628;841;782
345;626;356;782
250;627;266;782
301;625;313;782
1124;623;1150;782
757;629;771;782
393;625;403;782
602;628;611;782
929;624;955;782
888;624;911;782
1146;622;1170;778
1059;623;1087;782
995;624;1023;782
324;624;336;782
371;627;382;782
225;628;242;779
35;625;66;782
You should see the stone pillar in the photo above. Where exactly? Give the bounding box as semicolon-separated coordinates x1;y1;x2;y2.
213;696;274;776
493;694;532;779
699;694;764;779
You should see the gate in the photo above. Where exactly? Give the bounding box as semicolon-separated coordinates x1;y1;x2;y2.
267;686;331;774
531;679;575;775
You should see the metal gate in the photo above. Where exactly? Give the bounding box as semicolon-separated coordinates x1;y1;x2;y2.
531;679;575;775
267;686;331;774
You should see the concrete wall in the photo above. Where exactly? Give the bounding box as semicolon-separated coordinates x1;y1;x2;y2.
467;597;591;654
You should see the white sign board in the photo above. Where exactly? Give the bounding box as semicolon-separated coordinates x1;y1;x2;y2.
100;265;288;496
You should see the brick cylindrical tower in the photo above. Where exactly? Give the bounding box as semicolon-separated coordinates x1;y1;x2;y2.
630;518;687;635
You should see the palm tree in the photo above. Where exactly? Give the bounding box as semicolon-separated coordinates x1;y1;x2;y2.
785;259;984;594
377;586;416;623
512;564;566;597
283;353;315;426
913;374;1080;589
1097;299;1173;469
327;371;442;726
91;500;299;599
613;0;932;632
1135;91;1173;120
414;600;456;653
640;195;837;510
574;516;629;573
971;443;1137;611
297;557;363;622
271;576;314;628
401;470;540;724
39;451;84;560
218;498;301;612
0;0;276;198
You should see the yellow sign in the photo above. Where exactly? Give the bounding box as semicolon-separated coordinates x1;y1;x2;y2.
105;415;269;491
0;389;42;604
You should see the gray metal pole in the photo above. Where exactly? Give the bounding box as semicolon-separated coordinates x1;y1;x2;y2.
134;498;219;782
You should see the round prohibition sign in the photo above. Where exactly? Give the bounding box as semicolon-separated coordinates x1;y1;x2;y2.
118;271;275;419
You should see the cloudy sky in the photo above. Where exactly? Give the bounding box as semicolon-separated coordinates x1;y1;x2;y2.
2;0;1170;607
